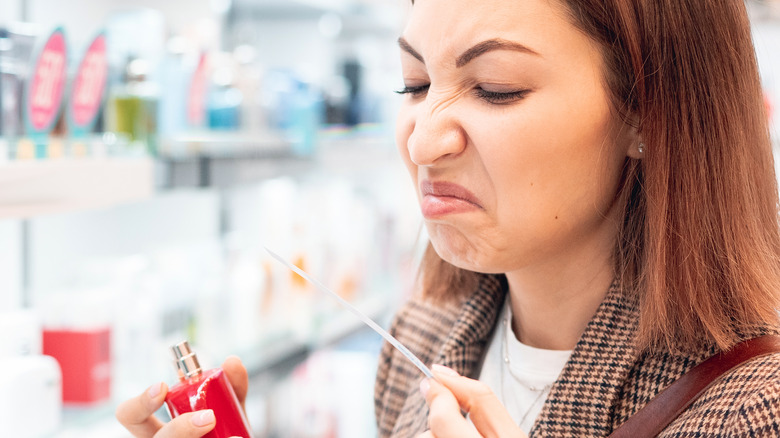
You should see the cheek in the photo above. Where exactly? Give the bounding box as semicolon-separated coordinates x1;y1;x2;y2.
467;94;625;241
480;91;621;191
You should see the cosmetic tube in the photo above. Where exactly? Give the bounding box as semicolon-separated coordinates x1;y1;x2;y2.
164;341;252;438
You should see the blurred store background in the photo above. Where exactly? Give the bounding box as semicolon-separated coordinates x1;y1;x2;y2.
0;0;418;436
1;0;780;437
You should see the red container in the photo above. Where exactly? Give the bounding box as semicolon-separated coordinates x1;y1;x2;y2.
164;341;252;438
42;327;111;404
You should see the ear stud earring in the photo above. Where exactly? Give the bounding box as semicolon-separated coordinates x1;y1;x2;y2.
638;142;645;154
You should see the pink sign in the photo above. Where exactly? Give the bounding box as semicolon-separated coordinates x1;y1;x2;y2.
27;29;67;132
70;34;108;128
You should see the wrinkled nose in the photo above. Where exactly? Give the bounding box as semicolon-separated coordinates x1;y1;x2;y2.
406;100;467;167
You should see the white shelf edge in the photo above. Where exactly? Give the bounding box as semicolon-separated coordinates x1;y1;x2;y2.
0;158;155;220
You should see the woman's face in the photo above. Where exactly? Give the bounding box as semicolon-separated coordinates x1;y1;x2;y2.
396;0;638;274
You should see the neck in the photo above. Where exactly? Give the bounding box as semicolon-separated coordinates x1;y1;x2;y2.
505;241;615;351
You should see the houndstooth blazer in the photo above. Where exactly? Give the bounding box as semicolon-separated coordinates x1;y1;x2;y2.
374;274;780;437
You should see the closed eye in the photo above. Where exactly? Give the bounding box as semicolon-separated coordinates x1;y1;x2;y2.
395;84;430;98
475;88;531;105
395;84;530;105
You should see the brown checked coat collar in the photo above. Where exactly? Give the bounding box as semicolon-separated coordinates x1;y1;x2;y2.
374;274;780;437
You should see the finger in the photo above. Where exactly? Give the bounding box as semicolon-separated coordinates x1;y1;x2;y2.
421;378;481;438
222;355;249;411
430;365;523;438
115;382;167;437
154;410;216;438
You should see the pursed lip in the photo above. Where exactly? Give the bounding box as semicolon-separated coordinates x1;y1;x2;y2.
420;180;483;218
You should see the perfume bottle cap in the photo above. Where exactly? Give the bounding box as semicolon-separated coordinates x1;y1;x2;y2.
170;340;201;379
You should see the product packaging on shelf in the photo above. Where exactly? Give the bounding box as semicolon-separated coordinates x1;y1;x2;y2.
158;36;198;139
207;53;243;131
0;23;70;160
264;70;323;156
267;350;378;437
187;52;209;131
0;24;36;155
0;310;63;437
105;55;159;156
225;248;268;348
21;26;68;159
42;326;111;405
65;31;108;157
0;309;42;357
0;355;62;438
233;44;264;133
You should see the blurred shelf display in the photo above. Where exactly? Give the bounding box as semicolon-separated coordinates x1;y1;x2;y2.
160;131;292;160
238;292;390;378
0;156;154;219
57;294;391;438
156;126;397;189
12;131;417;436
246;329;383;437
58;404;127;438
158;130;313;188
1;0;412;435
226;8;402;41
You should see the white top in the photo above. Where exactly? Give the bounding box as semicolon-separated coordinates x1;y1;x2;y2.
477;296;573;434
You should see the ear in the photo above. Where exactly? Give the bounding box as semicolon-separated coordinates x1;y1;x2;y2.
622;117;644;160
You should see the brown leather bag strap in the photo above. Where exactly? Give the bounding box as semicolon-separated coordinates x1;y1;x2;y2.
608;334;780;438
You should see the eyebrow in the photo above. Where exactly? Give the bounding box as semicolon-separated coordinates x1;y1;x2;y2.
456;39;540;67
398;37;424;63
397;37;540;68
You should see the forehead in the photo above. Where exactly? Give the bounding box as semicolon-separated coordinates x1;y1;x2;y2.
402;0;584;61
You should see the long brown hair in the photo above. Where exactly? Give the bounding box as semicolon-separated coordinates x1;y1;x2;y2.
419;0;780;352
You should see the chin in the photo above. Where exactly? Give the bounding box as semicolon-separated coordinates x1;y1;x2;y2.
429;231;519;276
429;237;493;274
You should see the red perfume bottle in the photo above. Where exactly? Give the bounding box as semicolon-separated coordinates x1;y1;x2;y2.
164;341;253;438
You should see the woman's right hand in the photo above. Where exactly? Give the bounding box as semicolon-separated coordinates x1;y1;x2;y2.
115;355;249;437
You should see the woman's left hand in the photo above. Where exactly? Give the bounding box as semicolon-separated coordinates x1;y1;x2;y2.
418;364;528;438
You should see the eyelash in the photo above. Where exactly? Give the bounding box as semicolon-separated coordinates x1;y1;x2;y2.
395;84;430;97
395;84;530;105
475;88;531;104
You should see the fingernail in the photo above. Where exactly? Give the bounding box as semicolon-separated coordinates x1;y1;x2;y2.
432;364;459;376
192;410;215;427
147;382;162;399
419;378;431;397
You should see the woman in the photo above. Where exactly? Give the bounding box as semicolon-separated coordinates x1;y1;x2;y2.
377;0;780;436
117;0;780;437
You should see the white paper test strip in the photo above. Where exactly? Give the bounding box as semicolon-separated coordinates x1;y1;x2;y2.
264;246;436;379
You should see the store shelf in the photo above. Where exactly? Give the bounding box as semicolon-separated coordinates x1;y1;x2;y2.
229;0;403;35
159;131;293;160
58;404;128;438
157;131;313;188
0;158;154;219
239;292;391;378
